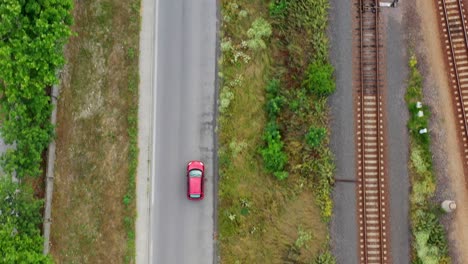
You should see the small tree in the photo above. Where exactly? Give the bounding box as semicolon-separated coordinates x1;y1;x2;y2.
0;177;43;236
0;219;52;264
0;177;50;263
303;61;335;96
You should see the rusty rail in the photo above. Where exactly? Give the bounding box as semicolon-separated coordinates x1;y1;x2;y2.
439;0;468;180
355;0;390;263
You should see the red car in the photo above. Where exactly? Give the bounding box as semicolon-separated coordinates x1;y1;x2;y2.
187;160;205;200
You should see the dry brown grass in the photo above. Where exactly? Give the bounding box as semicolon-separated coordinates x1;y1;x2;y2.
50;0;140;263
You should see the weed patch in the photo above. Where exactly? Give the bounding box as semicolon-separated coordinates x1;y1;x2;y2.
405;54;451;264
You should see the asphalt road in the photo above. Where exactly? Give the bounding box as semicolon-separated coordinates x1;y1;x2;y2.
150;0;217;263
328;0;359;263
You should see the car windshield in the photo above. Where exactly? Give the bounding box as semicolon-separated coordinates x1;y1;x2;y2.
190;194;201;198
189;169;202;177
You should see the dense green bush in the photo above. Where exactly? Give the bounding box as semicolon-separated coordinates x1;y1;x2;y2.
303;61;335;96
0;0;73;178
266;95;286;119
0;177;51;263
260;121;288;180
0;178;43;235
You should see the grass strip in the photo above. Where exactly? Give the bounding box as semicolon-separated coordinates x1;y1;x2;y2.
50;0;140;262
405;54;451;264
218;1;335;262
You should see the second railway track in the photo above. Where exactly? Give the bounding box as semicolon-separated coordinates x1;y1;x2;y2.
437;0;468;185
354;0;391;263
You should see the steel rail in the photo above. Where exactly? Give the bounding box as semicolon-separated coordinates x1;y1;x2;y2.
374;1;385;262
358;1;369;260
441;0;468;152
358;0;385;262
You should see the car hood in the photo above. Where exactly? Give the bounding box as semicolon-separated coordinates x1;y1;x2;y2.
188;161;204;171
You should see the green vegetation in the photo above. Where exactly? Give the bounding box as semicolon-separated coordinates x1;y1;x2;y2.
0;0;73;178
0;1;73;261
303;62;336;96
405;55;451;264
0;177;52;263
218;0;335;262
306;126;327;149
261;121;288;180
262;79;288;180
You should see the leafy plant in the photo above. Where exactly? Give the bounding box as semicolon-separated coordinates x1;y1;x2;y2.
0;0;73;178
219;87;235;113
260;121;288;180
306;126;327;149
269;0;287;18
266;95;286;119
266;78;281;95
294;226;312;249
246;18;272;50
314;251;336;264
0;177;50;263
265;79;286;119
303;61;335;96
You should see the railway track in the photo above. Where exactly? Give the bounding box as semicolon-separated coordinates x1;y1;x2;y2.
354;0;390;263
437;0;468;183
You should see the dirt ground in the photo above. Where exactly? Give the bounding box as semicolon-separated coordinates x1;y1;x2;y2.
408;0;468;262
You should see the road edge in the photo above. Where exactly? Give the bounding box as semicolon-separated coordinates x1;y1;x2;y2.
136;0;157;262
213;0;221;263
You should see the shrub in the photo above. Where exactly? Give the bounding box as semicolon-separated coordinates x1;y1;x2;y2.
266;79;281;96
266;95;286;119
288;88;310;117
303;61;335;96
219;87;234;113
294;226;312;249
314;251;336;264
269;0;287;18
260;121;288;179
414;231;439;264
246;18;272;50
306;126;327;148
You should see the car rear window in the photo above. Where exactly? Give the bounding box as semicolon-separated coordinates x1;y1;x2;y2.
190;194;201;198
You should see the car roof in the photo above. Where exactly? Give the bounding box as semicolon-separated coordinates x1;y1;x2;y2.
189;177;202;194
